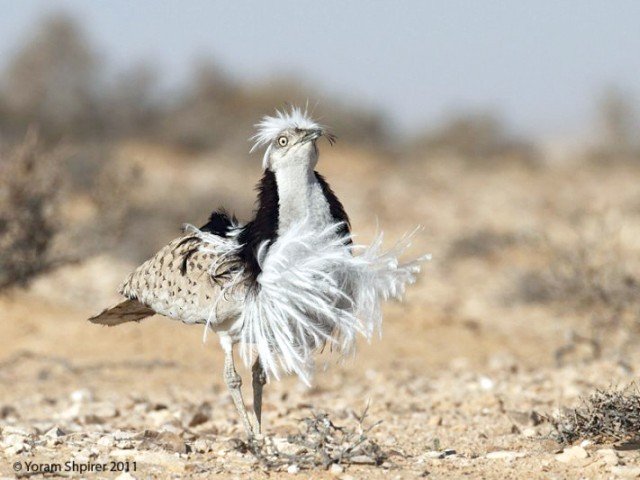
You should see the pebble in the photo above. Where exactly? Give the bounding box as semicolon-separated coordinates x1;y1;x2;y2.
287;464;300;474
427;415;442;427
2;426;33;436
330;463;344;474
70;389;93;403
114;473;137;480
98;435;116;447
44;426;66;438
193;438;212;453
555;446;589;463
479;376;495;391
521;427;537;438
187;410;210;428
90;402;118;419
424;449;456;459
596;448;619;466
147;409;179;428
153;431;187;454
4;441;29;455
133;451;184;471
350;455;375;464
611;466;640;478
486;451;526;460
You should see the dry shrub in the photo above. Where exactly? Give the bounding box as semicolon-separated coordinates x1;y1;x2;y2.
235;410;387;471
551;385;640;444
515;216;639;313
0;133;63;288
0;134;138;290
513;214;640;360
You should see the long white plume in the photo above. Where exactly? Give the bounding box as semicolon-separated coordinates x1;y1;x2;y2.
191;219;429;385
239;220;429;385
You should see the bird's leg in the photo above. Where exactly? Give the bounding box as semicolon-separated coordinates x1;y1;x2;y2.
220;335;255;438
251;357;267;434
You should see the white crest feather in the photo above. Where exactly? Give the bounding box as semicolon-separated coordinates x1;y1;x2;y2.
250;105;323;168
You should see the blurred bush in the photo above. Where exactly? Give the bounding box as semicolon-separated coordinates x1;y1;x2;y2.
407;111;540;166
0;13;388;154
512;214;640;361
0;133;137;290
0;14;102;143
0;132;62;288
587;87;640;164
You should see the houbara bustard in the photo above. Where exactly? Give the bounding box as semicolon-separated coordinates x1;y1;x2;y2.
89;106;428;438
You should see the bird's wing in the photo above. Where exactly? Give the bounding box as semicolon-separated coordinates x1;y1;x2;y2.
113;233;243;325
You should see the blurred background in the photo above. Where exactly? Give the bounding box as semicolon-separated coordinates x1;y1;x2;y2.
1;2;640;475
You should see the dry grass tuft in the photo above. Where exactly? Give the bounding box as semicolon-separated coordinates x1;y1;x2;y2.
512;215;640;361
551;385;640;444
234;409;387;471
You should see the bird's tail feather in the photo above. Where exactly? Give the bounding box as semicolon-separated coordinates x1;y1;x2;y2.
88;299;155;326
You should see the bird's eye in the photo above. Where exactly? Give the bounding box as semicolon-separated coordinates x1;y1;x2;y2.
277;136;288;147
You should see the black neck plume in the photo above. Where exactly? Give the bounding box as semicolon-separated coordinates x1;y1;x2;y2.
237;169;280;279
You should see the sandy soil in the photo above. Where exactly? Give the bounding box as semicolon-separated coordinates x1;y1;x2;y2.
2;145;640;478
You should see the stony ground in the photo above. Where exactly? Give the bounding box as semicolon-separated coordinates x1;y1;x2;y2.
3;145;640;478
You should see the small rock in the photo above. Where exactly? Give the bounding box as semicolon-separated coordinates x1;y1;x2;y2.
93;402;118;418
521;428;537;438
486;450;526;460
109;449;134;459
98;435;115;447
134;451;184;470
424;449;456;459
287;464;300;474
330;463;344;474
424;451;443;459
4;441;29;455
479;376;495;390
70;389;93;403
596;448;619;466
580;439;593;448
272;437;299;456
555;446;589;463
611;466;640;478
1;426;32;436
0;405;19;420
44;426;66;438
147;409;179;428
140;431;187;453
2;433;26;446
114;473;137;480
350;455;375;464
187;409;210;428
193;438;212;453
427;416;442;427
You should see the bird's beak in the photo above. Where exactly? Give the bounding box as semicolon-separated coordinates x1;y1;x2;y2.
302;128;323;143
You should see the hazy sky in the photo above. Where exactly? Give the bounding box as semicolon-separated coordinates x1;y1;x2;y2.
1;1;639;138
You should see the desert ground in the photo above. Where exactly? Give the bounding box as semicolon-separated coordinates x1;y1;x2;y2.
2;143;640;479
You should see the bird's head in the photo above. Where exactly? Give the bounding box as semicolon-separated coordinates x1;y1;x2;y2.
251;106;335;171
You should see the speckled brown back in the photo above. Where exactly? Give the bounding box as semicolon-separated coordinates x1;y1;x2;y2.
119;234;243;325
